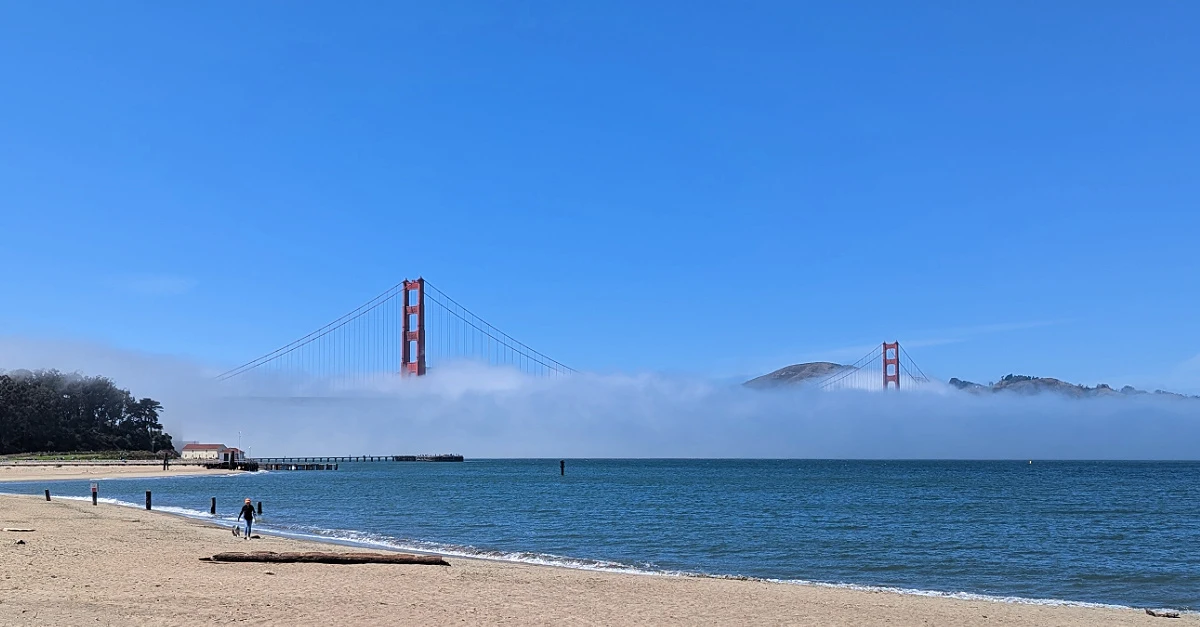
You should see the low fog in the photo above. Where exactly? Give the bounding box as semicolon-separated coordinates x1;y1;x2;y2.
2;337;1197;460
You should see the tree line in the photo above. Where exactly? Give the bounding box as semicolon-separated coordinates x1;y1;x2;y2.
0;370;175;455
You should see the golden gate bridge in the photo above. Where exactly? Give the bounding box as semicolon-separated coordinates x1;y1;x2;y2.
215;277;932;391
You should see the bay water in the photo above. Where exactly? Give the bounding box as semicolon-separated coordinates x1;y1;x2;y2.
3;460;1196;611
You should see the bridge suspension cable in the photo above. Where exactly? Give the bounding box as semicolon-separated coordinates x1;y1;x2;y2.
215;277;573;385
816;342;932;392
423;281;575;376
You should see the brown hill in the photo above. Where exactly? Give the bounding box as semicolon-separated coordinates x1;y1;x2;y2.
743;362;849;389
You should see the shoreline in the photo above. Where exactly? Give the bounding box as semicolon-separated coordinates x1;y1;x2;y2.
110;497;1177;615
2;488;1190;617
0;494;1190;625
254;523;1156;613
5;489;1117;610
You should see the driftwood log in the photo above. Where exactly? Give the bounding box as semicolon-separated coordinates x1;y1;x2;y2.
1145;609;1180;619
201;551;449;566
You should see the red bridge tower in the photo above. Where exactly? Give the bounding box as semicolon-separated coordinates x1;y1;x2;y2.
401;278;426;375
883;342;900;390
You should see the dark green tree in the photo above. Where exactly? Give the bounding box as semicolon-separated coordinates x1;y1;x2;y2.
0;370;175;455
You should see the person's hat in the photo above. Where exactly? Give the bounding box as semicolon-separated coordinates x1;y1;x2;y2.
245;498;251;503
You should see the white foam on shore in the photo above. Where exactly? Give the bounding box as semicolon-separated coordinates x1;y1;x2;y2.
764;577;1133;610
4;491;1190;616
267;526;655;575
28;494;238;524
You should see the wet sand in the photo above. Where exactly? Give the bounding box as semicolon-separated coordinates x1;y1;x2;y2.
0;462;231;482
0;494;1191;626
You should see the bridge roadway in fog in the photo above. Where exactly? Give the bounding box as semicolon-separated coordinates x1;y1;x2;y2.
251;454;464;463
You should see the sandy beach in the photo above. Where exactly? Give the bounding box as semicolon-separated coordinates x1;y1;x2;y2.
0;494;1190;626
0;463;233;482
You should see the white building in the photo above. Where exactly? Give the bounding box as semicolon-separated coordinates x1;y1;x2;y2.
180;443;228;460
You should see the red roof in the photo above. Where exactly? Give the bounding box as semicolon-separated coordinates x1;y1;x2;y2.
182;443;226;450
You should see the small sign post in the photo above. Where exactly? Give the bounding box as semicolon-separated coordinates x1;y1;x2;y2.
90;482;98;506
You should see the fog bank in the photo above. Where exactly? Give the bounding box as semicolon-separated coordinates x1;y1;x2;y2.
2;337;1197;459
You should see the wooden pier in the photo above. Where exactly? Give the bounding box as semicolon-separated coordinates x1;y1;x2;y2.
253;454;462;464
259;462;338;471
202;460;260;471
251;454;463;470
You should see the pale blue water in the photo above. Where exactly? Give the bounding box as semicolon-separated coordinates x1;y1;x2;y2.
4;460;1197;611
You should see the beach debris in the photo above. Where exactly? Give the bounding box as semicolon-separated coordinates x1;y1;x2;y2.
14;540;25;545
201;551;449;566
264;571;275;575
2;528;35;532
1145;609;1180;618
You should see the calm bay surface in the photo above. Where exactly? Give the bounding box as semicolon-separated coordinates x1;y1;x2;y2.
4;460;1196;610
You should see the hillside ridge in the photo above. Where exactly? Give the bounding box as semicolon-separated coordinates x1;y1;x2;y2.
745;363;1196;398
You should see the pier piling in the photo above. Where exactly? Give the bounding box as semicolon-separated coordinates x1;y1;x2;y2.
44;489;50;501
560;460;565;476
211;497;216;515
257;501;262;515
146;491;152;510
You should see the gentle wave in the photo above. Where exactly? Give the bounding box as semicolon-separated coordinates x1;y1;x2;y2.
52;494;235;523
8;491;1191;615
273;526;658;575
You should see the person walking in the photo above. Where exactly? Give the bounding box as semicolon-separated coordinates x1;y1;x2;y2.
237;498;256;539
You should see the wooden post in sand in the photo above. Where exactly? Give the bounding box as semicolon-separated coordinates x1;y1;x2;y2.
91;483;98;506
211;497;216;515
146;491;152;510
44;489;50;501
257;501;262;515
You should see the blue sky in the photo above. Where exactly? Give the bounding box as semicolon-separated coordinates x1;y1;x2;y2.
1;2;1197;392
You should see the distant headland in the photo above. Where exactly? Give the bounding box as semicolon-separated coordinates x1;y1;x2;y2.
745;362;1197;399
